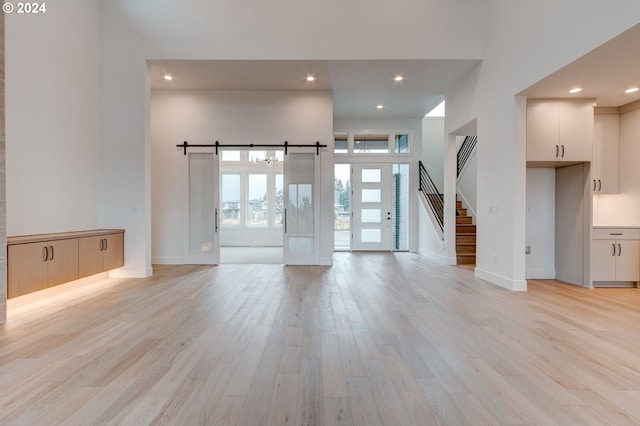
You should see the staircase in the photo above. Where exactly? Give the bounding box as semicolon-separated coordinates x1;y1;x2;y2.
456;197;476;265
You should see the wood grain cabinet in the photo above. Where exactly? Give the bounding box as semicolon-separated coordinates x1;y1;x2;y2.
7;229;124;298
592;111;620;194
527;99;595;166
78;233;124;278
8;239;79;298
592;228;640;286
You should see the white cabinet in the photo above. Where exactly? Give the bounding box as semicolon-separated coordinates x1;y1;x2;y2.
527;99;595;165
592;228;640;285
592;112;619;194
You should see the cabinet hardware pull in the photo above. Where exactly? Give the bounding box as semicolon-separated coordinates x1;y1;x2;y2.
49;245;54;260
561;144;565;158
612;243;616;256
610;233;623;235
99;239;103;251
618;243;622;256
104;238;108;251
43;246;48;262
593;180;596;191
555;145;559;158
598;180;601;191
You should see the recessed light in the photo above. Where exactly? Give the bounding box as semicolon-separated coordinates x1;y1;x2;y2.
376;104;384;109
394;76;403;82
163;75;173;81
569;88;582;94
625;87;639;94
306;76;315;82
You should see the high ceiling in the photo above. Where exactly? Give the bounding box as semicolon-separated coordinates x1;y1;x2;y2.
149;59;480;119
149;24;640;121
520;23;640;107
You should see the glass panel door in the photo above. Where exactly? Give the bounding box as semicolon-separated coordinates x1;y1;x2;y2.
284;150;319;264
351;163;393;250
183;150;220;264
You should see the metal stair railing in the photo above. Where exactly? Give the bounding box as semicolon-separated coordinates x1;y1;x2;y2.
457;136;478;178
418;160;444;232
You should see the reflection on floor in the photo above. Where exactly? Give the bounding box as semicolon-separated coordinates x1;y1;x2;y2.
220;246;283;264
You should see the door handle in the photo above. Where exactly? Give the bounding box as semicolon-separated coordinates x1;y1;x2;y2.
215;208;218;233
284;208;287;233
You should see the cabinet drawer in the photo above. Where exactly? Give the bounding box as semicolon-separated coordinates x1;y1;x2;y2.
593;228;640;239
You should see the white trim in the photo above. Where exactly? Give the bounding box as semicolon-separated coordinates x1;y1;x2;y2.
475;267;528;291
525;268;556;279
417;189;444;241
152;256;184;264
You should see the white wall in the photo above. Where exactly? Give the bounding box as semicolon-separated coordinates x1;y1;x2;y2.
98;0;486;277
525;168;555;278
445;1;640;290
421;118;445;190
6;0;101;235
151;90;334;264
593;105;640;226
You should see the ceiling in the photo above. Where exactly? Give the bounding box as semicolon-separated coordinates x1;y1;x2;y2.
520;23;640;107
149;59;480;119
149;24;640;119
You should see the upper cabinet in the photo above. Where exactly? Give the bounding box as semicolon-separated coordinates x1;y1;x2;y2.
592;110;620;194
527;99;595;166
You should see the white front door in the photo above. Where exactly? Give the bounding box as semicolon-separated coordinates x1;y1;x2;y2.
283;149;321;264
351;163;393;251
183;150;220;264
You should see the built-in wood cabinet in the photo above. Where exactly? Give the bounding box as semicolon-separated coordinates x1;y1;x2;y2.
78;233;124;277
592;110;620;194
527;99;595;166
592;228;640;286
7;229;124;298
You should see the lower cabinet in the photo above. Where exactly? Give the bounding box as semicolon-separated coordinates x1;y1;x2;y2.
7;229;124;298
592;228;640;285
8;239;79;298
78;233;124;278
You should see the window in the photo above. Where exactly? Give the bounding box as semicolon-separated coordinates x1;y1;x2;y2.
354;134;389;153
275;174;284;226
221;150;240;161
221;174;241;226
334;133;348;153
395;134;409;153
248;174;268;226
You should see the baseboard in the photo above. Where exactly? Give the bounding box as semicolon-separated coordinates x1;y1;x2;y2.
475;267;528;291
525;268;556;279
320;256;333;266
418;248;448;262
109;267;153;279
152;256;184;265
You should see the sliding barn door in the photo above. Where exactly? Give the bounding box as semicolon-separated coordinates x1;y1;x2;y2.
283;149;320;265
183;150;220;264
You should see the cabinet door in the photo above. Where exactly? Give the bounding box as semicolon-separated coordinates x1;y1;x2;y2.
8;243;49;298
559;101;593;162
591;240;616;282
527;100;559;162
615;240;640;281
78;236;104;278
593;114;619;194
47;238;79;287
103;233;124;271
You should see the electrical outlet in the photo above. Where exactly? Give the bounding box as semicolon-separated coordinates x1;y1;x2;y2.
525;245;531;255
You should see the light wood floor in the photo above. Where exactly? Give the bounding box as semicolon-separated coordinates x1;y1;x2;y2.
2;253;640;425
